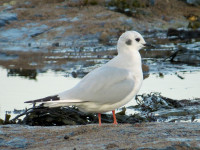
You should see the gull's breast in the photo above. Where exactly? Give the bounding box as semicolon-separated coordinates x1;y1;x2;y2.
78;71;143;113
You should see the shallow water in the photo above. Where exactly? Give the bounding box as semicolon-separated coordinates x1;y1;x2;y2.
0;29;200;121
1;66;200;119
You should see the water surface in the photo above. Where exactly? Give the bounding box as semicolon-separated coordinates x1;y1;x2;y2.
1;67;200;119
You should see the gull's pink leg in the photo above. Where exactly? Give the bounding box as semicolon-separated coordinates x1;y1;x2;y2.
98;113;101;126
112;110;118;125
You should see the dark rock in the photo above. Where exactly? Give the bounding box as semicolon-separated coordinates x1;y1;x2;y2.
135;93;182;112
5;114;11;124
64;135;70;140
169;46;200;65
7;69;37;80
167;28;200;40
71;71;77;78
0;119;4;125
52;42;59;47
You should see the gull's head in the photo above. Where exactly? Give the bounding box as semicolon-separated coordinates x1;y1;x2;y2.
117;31;146;54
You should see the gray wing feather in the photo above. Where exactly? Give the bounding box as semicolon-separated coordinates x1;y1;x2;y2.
59;66;135;104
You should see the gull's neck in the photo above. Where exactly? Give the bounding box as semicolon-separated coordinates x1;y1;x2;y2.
119;50;142;70
107;47;142;72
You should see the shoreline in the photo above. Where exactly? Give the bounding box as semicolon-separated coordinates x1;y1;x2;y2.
0;122;200;149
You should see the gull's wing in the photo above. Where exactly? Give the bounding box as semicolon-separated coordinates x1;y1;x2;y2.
59;66;135;104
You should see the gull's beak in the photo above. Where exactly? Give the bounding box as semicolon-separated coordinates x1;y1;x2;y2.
143;43;154;48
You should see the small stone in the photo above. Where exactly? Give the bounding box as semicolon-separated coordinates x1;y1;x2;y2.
52;42;59;47
64;135;70;140
72;72;77;78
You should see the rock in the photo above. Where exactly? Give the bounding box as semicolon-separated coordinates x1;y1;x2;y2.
0;12;17;26
188;20;200;29
134;93;200;122
6;137;28;148
135;93;182;112
137;142;200;150
167;28;200;40
98;31;110;45
0;138;5;147
149;0;155;6
0;20;6;27
64;135;70;140
52;42;59;47
105;143;119;149
185;0;200;6
7;69;37;80
169;46;200;65
1;123;200;149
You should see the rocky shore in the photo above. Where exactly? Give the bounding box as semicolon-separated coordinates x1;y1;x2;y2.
1;122;200;149
0;0;200;149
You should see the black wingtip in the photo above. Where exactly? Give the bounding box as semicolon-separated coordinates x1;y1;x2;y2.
24;95;60;103
24;100;34;103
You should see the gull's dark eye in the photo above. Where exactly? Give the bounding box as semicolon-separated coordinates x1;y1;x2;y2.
126;39;132;45
135;38;140;42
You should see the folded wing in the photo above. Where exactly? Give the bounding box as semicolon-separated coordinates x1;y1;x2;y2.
59;66;135;105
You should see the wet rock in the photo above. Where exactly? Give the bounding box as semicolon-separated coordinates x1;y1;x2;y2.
169;46;200;65
0;138;5;147
135;93;182;112
7;68;37;80
0;20;6;27
135;93;200;122
167;28;200;40
0;12;17;27
108;0;148;17
0;52;18;61
52;42;59;47
0;24;49;43
6;137;28;148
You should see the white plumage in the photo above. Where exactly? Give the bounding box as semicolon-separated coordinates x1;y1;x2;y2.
25;31;146;125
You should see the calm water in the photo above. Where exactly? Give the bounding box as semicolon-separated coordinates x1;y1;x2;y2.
1;66;200;119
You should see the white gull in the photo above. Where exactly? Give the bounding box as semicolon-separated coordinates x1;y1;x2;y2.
25;31;147;126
